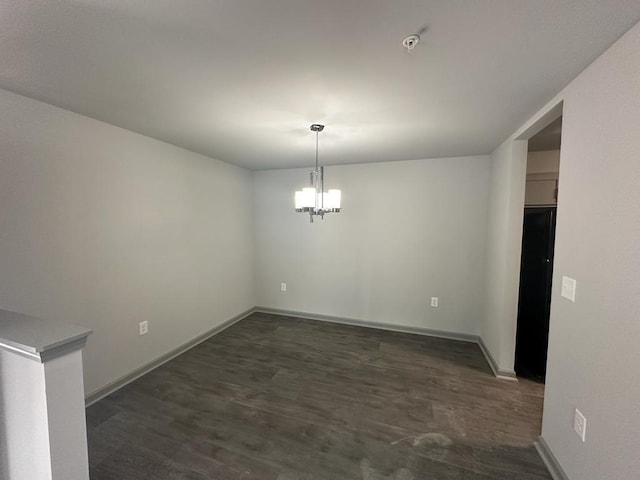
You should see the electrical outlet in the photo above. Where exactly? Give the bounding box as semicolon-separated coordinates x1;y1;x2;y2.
280;282;287;292
430;297;439;307
561;276;577;302
139;320;148;336
573;408;587;442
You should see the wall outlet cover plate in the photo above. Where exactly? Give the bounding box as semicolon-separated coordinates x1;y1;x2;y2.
561;276;576;302
139;321;149;336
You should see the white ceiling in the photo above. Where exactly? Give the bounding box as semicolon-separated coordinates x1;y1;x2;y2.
1;1;639;170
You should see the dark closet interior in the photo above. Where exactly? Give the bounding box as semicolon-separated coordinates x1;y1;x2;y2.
515;207;556;381
516;116;562;382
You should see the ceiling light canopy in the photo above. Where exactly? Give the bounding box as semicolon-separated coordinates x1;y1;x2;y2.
294;124;341;223
402;33;420;52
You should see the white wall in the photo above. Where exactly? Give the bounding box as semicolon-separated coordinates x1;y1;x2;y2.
541;22;640;480
0;89;255;396
254;156;490;335
483;20;640;479
481;140;527;374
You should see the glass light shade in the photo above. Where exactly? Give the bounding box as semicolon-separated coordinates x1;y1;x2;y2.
304;188;316;208
325;189;341;210
318;191;327;209
295;187;316;209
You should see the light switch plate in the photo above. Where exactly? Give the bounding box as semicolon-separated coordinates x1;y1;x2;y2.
430;297;439;307
280;282;287;292
574;408;587;442
561;276;576;302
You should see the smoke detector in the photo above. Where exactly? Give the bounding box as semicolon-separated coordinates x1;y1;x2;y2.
402;34;420;52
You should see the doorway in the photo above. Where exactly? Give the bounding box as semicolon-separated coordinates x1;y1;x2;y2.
515;116;562;382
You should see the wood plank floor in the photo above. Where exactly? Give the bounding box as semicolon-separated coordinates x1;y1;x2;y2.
86;312;551;480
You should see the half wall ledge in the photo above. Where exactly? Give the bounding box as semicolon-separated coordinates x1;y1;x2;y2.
0;309;92;362
0;308;92;480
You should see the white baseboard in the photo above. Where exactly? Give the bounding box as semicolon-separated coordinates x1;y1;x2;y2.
86;306;518;407
535;436;570;480
85;307;256;406
255;306;516;380
254;306;479;343
477;336;517;380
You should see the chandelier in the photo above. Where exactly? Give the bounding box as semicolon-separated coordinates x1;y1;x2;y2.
294;124;342;222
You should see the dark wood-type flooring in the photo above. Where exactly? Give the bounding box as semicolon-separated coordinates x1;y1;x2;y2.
86;313;551;480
